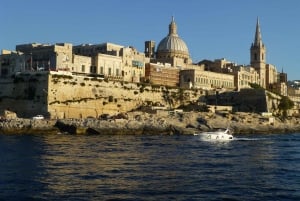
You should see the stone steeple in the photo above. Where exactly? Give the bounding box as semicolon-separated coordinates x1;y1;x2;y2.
250;17;266;88
253;17;263;47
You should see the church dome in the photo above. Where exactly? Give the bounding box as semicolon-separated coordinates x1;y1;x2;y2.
157;35;189;53
157;17;189;58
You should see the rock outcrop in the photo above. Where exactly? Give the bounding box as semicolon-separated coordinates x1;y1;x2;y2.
1;111;300;135
0;118;58;134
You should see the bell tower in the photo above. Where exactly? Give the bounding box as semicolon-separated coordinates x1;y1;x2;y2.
145;40;156;59
250;17;266;88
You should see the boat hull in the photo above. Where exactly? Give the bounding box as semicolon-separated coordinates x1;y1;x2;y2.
194;129;234;141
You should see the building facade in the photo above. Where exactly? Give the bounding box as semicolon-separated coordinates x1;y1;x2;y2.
232;65;260;91
72;55;92;74
16;43;73;72
94;53;123;80
120;46;149;83
266;64;278;87
145;63;180;87
73;43;123;57
0;50;25;77
180;68;235;90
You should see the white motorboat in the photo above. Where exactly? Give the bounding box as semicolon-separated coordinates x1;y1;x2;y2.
194;128;234;141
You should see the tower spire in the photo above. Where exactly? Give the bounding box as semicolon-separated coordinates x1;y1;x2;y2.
169;16;178;36
254;17;263;47
250;17;266;88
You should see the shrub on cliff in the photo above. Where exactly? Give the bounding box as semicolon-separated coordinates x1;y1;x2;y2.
278;96;294;111
278;96;294;118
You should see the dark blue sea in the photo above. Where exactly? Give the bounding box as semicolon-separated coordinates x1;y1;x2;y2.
0;133;299;201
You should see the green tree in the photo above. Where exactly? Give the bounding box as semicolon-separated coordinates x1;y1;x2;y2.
278;96;294;118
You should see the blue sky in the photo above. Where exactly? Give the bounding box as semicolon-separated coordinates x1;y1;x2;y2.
1;0;300;80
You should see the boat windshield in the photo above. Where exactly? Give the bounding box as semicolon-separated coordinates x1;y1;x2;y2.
224;129;231;134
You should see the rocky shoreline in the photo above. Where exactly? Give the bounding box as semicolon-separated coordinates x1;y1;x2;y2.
1;111;300;135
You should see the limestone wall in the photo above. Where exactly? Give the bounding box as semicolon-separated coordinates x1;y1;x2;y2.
0;72;48;118
235;89;268;112
0;72;203;119
46;73;202;119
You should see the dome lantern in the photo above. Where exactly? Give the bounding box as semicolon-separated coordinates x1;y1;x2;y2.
169;16;178;36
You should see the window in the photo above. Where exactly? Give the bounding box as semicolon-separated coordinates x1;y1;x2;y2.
90;66;97;73
100;67;104;74
132;60;143;68
81;65;85;72
254;53;257;61
108;68;112;75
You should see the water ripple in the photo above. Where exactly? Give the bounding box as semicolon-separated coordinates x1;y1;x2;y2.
0;133;300;200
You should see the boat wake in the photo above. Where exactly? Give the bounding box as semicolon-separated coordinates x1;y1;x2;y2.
194;135;265;142
232;137;265;141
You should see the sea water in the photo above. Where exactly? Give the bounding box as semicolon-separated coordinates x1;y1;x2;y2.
0;133;299;200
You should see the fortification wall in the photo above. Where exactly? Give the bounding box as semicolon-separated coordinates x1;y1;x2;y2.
0;72;49;118
235;89;268;112
0;72;203;119
46;73;204;118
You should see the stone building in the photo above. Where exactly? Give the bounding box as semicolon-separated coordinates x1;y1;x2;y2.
73;42;124;79
180;68;235;90
94;53;123;80
145;63;180;87
120;46;149;83
198;58;235;73
197;58;260;91
0;50;25;77
16;43;73;72
73;43;123;57
72;55;92;74
266;64;277;86
231;65;260;91
273;82;288;96
73;43;149;82
0;43;74;78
